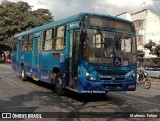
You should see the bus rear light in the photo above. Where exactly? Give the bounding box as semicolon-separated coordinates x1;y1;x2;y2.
128;85;135;89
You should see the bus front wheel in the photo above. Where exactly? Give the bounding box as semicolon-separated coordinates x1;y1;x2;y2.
55;73;65;95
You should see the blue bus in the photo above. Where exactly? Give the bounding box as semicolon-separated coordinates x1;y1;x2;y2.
12;13;137;95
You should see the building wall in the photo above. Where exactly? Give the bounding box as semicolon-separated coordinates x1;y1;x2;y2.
117;12;132;21
117;9;160;57
132;10;147;21
145;10;160;45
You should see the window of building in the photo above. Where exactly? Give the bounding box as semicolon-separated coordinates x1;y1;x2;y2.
133;20;143;29
139;35;143;45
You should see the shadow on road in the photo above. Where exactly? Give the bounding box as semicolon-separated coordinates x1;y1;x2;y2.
0;77;160;121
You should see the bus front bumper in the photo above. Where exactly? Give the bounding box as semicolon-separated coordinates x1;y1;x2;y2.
78;77;136;93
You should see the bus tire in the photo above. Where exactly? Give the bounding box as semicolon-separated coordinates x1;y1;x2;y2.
55;73;65;95
21;66;27;81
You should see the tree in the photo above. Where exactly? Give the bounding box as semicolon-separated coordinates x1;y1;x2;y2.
154;44;160;57
144;40;156;54
0;0;54;49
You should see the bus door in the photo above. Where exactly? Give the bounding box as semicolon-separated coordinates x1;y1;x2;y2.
11;39;17;71
69;30;80;89
16;39;21;72
32;35;41;80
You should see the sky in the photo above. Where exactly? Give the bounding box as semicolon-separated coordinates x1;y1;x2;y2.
0;0;160;21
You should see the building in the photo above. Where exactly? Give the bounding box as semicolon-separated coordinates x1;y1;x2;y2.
117;9;160;57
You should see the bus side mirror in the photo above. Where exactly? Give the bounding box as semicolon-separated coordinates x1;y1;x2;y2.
80;30;87;42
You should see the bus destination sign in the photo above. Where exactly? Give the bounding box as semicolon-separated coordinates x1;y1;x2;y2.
108;21;124;30
84;15;133;32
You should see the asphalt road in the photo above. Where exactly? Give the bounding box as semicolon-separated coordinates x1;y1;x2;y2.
0;64;160;121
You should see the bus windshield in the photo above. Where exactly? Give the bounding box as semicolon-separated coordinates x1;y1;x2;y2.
83;29;136;66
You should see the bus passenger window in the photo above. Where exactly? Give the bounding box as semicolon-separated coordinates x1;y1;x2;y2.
28;34;33;51
42;29;53;50
54;26;65;50
21;34;33;51
55;38;64;50
22;36;28;51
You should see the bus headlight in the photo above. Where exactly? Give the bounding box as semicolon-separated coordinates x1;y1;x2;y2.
81;68;96;80
81;69;90;76
86;72;90;76
90;76;96;80
125;70;136;78
132;73;136;77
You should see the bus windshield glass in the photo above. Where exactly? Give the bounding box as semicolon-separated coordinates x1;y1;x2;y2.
83;29;136;66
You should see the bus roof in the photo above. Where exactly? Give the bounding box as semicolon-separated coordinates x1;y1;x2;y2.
14;12;132;38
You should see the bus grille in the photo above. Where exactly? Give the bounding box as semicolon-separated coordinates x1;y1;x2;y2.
99;77;125;80
96;69;127;76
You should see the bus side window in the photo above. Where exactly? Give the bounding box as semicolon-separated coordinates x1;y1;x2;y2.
22;36;28;51
28;34;33;51
21;35;33;51
54;25;65;50
42;29;53;50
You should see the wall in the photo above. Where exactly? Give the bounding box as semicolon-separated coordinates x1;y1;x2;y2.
117;10;160;57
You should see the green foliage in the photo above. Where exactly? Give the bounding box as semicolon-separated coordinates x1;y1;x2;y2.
144;40;156;54
154;44;160;57
144;40;156;50
0;0;54;48
144;40;160;57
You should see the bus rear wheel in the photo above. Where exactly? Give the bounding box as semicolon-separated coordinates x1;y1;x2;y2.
21;66;27;81
55;73;65;95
